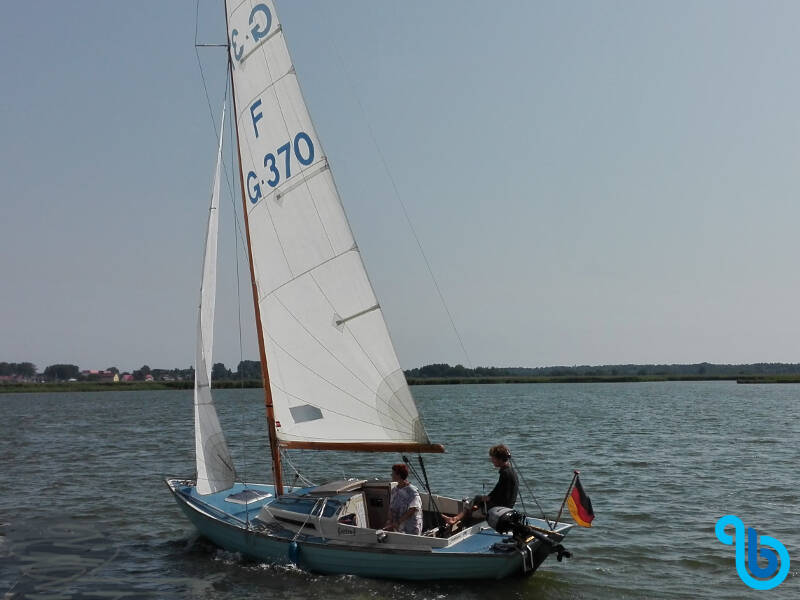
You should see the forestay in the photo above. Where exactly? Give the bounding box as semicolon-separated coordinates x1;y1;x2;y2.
194;103;236;494
225;1;433;449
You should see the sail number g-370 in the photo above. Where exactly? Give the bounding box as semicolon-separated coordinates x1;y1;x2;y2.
247;132;315;204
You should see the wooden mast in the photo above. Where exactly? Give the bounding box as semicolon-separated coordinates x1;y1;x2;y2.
223;6;284;496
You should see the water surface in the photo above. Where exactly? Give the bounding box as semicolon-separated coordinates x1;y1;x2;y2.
1;381;797;598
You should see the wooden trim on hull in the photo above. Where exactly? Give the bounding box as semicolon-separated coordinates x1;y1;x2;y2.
281;441;445;453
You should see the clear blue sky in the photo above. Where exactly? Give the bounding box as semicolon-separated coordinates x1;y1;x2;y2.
2;1;800;373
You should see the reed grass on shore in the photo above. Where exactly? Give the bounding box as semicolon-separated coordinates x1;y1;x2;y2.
4;374;799;394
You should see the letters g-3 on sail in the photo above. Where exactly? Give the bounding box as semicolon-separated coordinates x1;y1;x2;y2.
230;3;273;64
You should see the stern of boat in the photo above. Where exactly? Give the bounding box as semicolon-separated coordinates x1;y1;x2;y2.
483;511;574;576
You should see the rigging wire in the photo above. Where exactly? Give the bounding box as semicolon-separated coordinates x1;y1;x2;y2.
194;0;248;254
323;14;473;369
194;0;257;516
290;497;324;543
280;448;316;489
225;75;252;500
510;456;553;529
403;455;446;531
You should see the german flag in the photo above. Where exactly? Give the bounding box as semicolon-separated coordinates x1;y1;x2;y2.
567;475;594;527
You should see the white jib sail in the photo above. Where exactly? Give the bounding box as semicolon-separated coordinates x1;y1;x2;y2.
226;1;430;446
194;102;236;494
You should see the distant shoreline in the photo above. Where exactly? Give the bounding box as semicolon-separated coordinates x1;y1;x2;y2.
0;380;257;394
409;375;800;385
3;375;800;394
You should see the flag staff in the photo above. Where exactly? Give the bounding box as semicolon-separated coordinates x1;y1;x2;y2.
553;469;580;530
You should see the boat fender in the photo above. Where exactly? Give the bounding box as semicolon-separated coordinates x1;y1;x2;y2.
288;541;301;564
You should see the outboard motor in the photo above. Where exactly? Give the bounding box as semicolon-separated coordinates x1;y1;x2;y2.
488;507;533;541
487;507;572;561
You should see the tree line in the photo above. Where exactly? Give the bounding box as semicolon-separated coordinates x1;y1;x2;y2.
403;362;800;379
0;362;36;377
0;360;263;383
6;360;800;384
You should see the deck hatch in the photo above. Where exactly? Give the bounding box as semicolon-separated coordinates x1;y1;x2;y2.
225;489;273;504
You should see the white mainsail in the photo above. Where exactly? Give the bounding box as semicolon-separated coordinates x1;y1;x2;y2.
194;102;236;494
226;1;431;448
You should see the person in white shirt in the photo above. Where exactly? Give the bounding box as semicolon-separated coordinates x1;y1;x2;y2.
383;463;422;535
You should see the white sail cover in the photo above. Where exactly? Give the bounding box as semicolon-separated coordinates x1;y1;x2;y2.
194;103;236;494
226;1;430;446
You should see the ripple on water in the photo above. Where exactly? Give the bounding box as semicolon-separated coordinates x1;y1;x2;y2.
2;383;799;599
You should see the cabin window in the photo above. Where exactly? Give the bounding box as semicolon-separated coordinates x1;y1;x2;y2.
338;513;357;525
271;497;341;518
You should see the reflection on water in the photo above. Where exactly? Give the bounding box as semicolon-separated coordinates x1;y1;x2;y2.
0;382;798;599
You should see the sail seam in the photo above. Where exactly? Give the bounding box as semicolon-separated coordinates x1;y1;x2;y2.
227;0;249;16
234;78;337;282
272;283;410;429
270;293;413;427
265;329;416;433
307;271;417;424
268;379;415;437
257;246;357;302
273;159;329;202
234;68;293;126
251;29;340;258
255;186;295;278
238;24;282;65
335;331;417;425
248;22;339;259
232;40;315;282
272;383;414;437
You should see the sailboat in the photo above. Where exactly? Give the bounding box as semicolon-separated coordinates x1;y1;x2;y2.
166;1;573;580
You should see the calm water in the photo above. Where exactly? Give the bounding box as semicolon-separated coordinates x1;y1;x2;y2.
1;382;797;599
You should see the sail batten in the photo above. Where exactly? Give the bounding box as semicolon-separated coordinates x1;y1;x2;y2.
263;297;419;422
275;159;329;201
226;0;437;449
238;24;283;65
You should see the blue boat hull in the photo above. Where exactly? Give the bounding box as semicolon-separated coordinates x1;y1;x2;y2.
166;479;565;581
